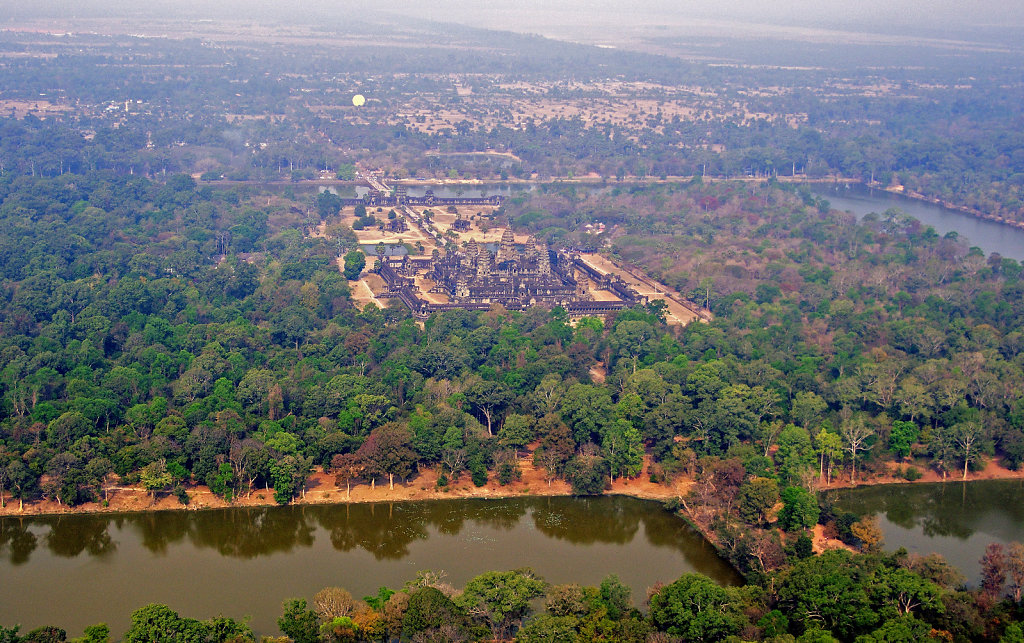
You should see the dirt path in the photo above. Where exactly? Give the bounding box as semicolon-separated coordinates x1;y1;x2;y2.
578;253;704;325
337;259;390;310
0;456;680;518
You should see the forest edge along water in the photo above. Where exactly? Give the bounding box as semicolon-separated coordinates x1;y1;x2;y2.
331;178;1024;260
825;478;1024;587
809;182;1024;261
0;496;741;638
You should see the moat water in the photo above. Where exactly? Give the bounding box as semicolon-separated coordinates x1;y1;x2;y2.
825;478;1024;585
809;183;1024;260
0;496;739;638
330;180;1023;259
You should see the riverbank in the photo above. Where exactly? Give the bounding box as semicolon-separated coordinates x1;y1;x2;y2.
814;456;1024;492
199;173;1023;234
876;183;1024;231
0;455;690;518
4;453;1023;519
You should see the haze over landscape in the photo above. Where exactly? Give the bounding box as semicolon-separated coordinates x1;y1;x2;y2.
6;0;1024;36
2;0;1024;642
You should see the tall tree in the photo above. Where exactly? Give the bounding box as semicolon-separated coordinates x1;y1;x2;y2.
466;380;513;436
457;569;547;640
1006;542;1024;604
358;423;417;490
331;453;362;500
981;543;1007;599
738;477;780;527
5;460;35;511
952;421;986;480
815;430;839;485
559;383;613;446
840;414;875;484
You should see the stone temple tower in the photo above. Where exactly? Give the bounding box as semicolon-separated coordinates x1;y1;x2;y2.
538;241;551;275
463;239;479;271
495;228;515;266
476;244;492;278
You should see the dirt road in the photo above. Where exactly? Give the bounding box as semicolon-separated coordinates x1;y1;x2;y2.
578;253;706;325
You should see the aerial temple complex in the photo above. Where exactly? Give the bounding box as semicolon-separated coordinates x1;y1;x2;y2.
374;228;646;318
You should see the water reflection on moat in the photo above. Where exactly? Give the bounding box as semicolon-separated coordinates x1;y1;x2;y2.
826;478;1024;583
0;496;738;636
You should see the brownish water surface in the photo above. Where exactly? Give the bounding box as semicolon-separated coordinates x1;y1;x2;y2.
826;478;1024;584
0;495;739;638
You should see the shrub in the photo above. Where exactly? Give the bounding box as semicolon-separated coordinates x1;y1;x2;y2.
174;485;189;505
470;462;488;487
902;466;922;481
497;462;521;486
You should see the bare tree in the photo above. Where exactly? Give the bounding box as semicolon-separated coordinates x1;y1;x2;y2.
313;587;355;621
440;447;466;481
230;438;264;499
953;421;985;480
981;543;1007;599
840;414;874;484
533;448;561;487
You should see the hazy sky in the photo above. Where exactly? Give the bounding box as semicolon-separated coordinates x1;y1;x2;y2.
373;0;1024;31
4;0;1022;36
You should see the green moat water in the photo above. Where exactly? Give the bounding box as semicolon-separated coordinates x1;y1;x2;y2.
0;495;739;637
826;478;1024;584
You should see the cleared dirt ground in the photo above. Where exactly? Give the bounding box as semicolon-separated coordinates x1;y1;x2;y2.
579;252;703;325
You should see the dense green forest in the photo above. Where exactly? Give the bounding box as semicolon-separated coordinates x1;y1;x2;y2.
1;169;1023;567
3;172;1021;513
2;12;1024;643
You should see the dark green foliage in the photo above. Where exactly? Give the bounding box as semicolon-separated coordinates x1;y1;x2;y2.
776;550;879;639
496;460;521;485
174;485;190;505
277;599;319;643
889;421;920;459
314;191;343;219
900;466;923;481
793;533;814;559
738;477;780;527
457;569;547;639
649;573;743;641
363;587;395;612
123;604;252;643
342;251;365;280
205;462;234;501
515;615;581;642
597;574;632;620
402;587;468;639
77;624;110;643
564;455;609;496
470;459;489;487
778;486;820;531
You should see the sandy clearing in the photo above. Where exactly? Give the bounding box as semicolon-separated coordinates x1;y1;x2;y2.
579;253;703;326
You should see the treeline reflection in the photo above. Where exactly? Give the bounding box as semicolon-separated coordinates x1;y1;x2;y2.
0;496;716;565
826;479;1024;542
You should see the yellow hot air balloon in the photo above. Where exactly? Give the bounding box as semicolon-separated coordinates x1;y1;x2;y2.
352;94;366;107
